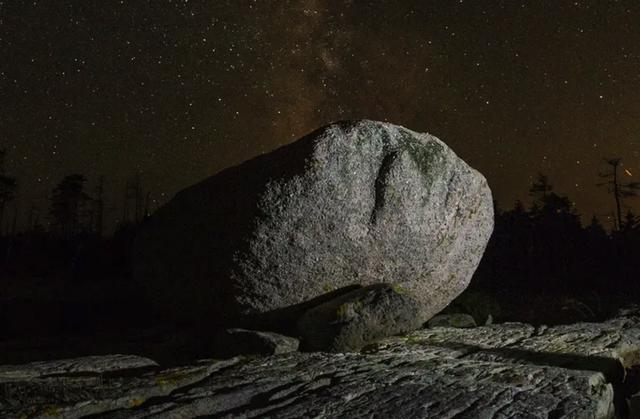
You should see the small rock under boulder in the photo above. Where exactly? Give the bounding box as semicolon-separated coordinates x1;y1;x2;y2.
134;120;494;329
427;313;477;328
297;283;423;352
212;328;299;358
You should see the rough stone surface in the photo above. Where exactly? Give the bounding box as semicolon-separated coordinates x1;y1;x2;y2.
104;353;613;419
213;328;299;358
427;313;478;328
297;283;423;352
378;317;640;374
0;357;238;419
6;315;640;418
133;120;494;326
0;354;158;381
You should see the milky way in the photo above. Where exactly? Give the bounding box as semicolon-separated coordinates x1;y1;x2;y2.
2;1;640;231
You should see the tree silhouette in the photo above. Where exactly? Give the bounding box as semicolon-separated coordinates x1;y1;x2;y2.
529;173;553;205
0;149;18;236
528;173;580;226
91;176;106;235
123;174;150;224
598;158;640;231
586;215;607;237
622;209;639;233
49;174;92;237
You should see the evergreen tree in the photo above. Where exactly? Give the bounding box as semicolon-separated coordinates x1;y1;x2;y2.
529;173;553;206
0;149;17;236
0;175;17;235
586;215;607;238
49;174;92;237
622;209;639;232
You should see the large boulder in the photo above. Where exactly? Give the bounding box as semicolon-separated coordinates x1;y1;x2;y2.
134;120;494;327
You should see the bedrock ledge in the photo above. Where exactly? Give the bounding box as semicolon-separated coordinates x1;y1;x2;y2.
4;312;640;418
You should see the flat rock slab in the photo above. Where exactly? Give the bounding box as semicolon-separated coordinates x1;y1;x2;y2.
103;352;613;419
213;328;300;358
0;354;159;381
0;357;239;419
6;316;640;418
1;352;615;419
375;317;640;382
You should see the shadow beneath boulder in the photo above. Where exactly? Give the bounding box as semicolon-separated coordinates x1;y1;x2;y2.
0;284;364;367
232;284;364;336
431;341;624;380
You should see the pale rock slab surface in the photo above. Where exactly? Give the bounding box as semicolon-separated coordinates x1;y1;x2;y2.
7;315;640;418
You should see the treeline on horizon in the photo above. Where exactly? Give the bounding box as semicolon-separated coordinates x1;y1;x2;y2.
1;148;640;299
0;148;154;282
0;149;153;239
475;158;640;299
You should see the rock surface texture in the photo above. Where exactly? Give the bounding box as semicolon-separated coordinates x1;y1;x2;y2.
297;283;423;352
213;328;299;358
5;314;640;418
134;120;494;326
427;312;478;328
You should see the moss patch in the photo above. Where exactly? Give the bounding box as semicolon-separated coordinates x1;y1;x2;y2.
322;283;335;293
391;283;408;295
336;300;363;320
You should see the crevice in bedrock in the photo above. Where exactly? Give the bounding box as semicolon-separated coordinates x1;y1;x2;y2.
369;150;400;226
220;373;340;418
619;363;640;418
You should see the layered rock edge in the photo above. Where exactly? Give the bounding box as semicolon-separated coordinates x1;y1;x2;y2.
5;313;640;418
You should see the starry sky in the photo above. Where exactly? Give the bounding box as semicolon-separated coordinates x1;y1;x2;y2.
2;1;640;231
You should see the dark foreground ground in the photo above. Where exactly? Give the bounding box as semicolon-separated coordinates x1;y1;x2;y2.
3;309;640;418
0;268;635;366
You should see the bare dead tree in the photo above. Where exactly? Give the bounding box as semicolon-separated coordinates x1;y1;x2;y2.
94;176;105;235
598;158;640;231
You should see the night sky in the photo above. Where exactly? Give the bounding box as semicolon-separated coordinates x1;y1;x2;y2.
3;1;640;231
